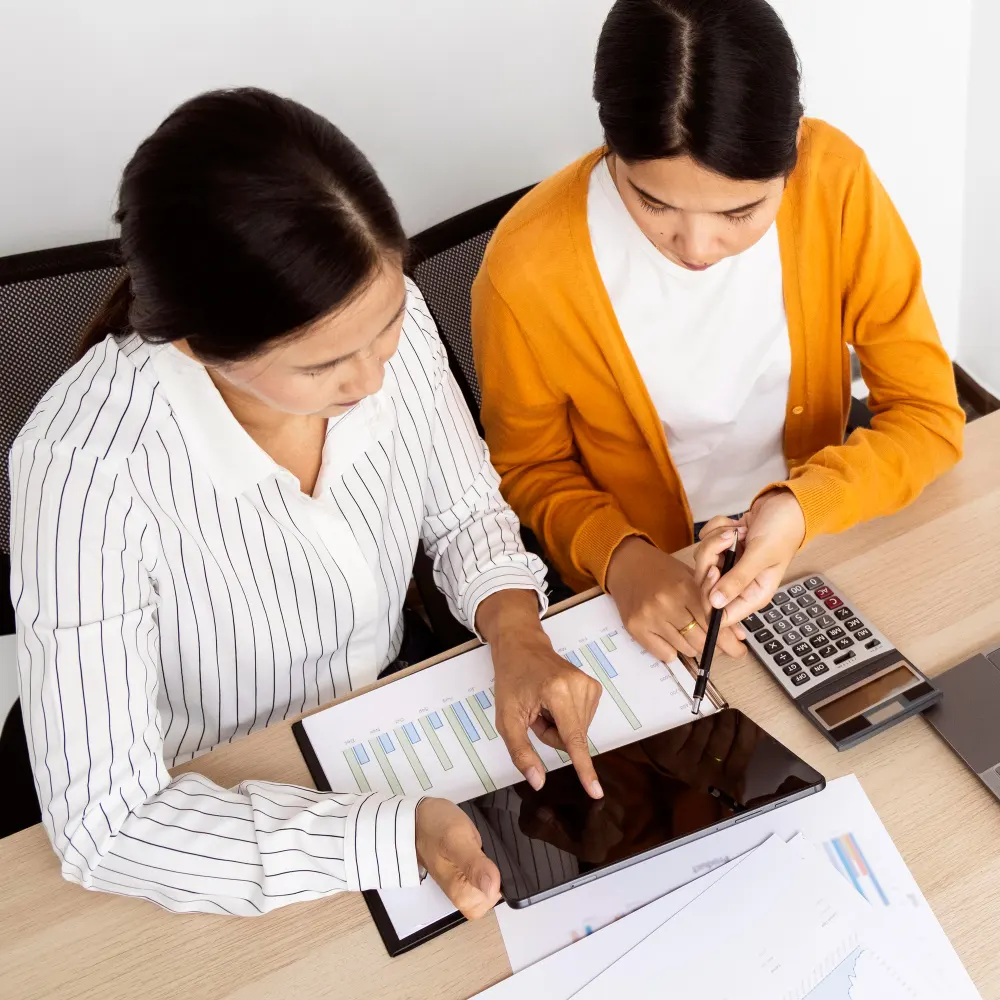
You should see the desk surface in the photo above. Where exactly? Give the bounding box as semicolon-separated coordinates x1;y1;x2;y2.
3;412;1000;1000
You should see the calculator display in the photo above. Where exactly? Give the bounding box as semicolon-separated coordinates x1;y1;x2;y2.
813;664;915;726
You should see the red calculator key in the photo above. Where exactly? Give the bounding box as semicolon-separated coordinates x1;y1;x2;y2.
814;586;834;600
824;596;844;610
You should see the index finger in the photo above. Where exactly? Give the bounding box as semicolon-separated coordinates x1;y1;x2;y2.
547;704;603;799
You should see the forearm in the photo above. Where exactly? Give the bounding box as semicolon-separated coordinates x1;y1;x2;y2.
53;771;421;915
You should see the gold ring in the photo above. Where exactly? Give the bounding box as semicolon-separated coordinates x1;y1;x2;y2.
678;619;699;636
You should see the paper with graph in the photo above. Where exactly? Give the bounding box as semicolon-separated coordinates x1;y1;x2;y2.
300;595;716;806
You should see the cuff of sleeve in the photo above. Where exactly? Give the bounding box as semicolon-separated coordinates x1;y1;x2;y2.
344;794;422;891
573;505;652;591
463;563;550;641
751;470;856;545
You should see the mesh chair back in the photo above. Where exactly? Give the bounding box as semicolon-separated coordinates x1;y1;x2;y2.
0;242;123;553
408;185;533;416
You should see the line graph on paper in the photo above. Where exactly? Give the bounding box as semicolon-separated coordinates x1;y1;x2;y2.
301;595;716;805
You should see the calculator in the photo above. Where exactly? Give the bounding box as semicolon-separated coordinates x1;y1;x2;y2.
740;574;942;751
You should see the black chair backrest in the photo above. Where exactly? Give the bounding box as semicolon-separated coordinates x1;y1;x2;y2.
0;241;125;556
408;185;534;417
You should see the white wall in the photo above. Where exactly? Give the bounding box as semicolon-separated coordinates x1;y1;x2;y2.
772;0;973;356
0;0;978;357
0;0;613;252
958;0;1000;398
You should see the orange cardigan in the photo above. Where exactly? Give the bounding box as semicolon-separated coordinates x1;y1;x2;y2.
471;119;965;593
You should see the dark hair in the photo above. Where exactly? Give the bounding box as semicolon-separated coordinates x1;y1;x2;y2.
594;0;804;180
82;88;407;361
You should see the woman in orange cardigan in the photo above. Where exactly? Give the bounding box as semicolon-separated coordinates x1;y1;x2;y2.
472;0;964;692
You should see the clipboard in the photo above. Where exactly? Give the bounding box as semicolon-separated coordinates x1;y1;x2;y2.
292;721;467;956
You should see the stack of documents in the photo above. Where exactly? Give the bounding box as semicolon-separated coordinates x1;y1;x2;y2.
480;778;981;999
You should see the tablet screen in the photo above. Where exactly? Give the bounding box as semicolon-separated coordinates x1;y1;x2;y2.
460;708;824;906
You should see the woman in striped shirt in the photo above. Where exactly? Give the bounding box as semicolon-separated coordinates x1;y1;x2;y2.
9;89;604;918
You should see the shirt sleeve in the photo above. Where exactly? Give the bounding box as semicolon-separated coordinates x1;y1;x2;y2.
9;436;421;916
406;296;549;635
760;152;965;539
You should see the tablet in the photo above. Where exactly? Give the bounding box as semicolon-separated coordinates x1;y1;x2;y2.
459;708;825;908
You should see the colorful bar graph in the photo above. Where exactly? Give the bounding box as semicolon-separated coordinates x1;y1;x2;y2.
466;692;498;740
395;725;432;791
825;833;889;906
419;714;453;770
446;704;496;793
369;734;403;795
343;745;371;793
579;642;641;730
601;633;618;652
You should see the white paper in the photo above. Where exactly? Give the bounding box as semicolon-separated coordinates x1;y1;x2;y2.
474;856;744;999
495;773;972;989
572;836;863;1000
300;595;716;942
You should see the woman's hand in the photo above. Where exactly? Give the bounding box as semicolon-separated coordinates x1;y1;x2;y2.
693;489;807;626
415;797;501;919
476;590;604;799
605;537;746;665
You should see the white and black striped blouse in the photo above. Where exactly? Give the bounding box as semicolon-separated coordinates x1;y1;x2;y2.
8;279;547;915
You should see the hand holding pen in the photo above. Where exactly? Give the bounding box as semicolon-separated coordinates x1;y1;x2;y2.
692;530;740;714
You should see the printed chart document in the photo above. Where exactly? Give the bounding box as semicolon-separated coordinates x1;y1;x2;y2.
296;595;717;948
494;774;979;1000
572;835;930;1000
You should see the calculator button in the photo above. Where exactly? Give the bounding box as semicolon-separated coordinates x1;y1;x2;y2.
845;617;864;631
790;611;809;626
864;638;881;650
780;602;797;616
799;622;819;638
810;635;828;649
782;662;801;676
824;596;844;610
804;576;824;590
764;609;783;624
854;628;872;642
816;615;834;628
783;631;803;645
774;651;793;666
756;629;774;643
802;652;821;667
819;644;837;658
810;663;830;677
834;650;857;666
763;640;783;654
836;637;855;650
796;593;816;607
759;602;774;613
791;671;810;686
793;642;811;657
742;614;765;632
774;620;792;634
834;607;854;621
773;591;790;606
788;584;807;598
814;586;834;600
826;626;845;641
807;605;824;619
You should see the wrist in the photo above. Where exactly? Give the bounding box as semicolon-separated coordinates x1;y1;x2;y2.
605;535;649;595
474;588;542;648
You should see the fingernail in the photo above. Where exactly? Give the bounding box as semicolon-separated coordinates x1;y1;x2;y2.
479;874;495;896
526;767;544;791
736;626;747;640
711;591;727;609
722;529;734;540
590;779;604;799
708;568;719;585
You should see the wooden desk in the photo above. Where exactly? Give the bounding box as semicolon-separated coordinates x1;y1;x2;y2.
4;412;1000;1000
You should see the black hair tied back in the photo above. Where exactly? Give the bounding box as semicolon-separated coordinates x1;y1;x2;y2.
82;88;407;361
594;0;804;180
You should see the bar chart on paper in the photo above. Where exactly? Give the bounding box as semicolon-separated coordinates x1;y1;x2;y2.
300;595;716;805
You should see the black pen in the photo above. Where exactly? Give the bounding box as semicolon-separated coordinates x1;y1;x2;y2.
692;531;740;714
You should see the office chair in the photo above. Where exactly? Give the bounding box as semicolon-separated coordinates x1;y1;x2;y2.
0;240;124;837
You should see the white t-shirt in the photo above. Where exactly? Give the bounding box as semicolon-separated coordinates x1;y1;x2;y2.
587;157;791;523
